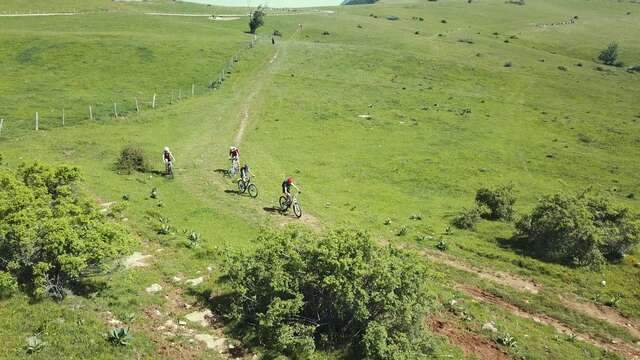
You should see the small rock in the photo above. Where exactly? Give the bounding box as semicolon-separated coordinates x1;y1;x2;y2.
145;283;163;293
207;267;213;272
194;334;226;351
482;322;498;333
186;276;204;286
601;280;607;287
172;276;182;283
185;309;213;327
178;320;187;326
121;252;152;268
165;319;178;330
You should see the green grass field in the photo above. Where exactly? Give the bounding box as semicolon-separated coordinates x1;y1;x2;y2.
1;0;639;359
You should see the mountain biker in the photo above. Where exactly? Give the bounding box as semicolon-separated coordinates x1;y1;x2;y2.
163;146;175;173
282;176;300;202
229;146;240;162
240;164;255;182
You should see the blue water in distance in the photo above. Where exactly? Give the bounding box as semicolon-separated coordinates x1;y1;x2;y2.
185;0;342;8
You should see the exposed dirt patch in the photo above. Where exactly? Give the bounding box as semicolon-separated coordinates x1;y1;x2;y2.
458;285;640;359
422;249;542;294
428;318;512;360
558;294;640;339
121;252;152;268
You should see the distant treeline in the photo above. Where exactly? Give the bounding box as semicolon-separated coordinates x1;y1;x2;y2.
342;0;379;5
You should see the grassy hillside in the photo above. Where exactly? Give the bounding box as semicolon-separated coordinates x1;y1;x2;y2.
1;0;639;359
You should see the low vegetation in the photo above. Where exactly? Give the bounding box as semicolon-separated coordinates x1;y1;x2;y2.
220;228;435;359
515;194;640;268
0;163;131;299
115;145;149;174
475;184;516;221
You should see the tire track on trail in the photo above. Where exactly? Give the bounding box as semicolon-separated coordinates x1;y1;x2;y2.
428;318;513;360
458;284;640;359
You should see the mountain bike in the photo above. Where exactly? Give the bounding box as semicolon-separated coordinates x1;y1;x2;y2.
279;192;302;218
237;177;258;198
226;158;239;177
165;161;174;178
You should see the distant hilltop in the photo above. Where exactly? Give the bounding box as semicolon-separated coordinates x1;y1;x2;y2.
342;0;378;5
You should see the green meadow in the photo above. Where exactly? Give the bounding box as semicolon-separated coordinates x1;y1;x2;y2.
0;0;639;359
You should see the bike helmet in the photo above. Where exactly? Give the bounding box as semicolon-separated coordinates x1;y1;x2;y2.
287;177;294;184
164;146;170;152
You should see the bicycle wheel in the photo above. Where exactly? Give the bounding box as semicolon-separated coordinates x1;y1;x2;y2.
293;201;302;218
237;180;247;193
279;196;289;211
248;184;258;198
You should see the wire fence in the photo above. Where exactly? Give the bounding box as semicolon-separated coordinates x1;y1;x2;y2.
0;36;258;138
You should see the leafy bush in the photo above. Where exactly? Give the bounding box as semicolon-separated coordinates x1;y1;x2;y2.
515;194;640;268
436;239;449;251
187;231;201;248
451;208;481;230
221;228;435;359
598;42;618;66
115;145;148;173
0;271;18;299
475;184;516;221
0;163;131;298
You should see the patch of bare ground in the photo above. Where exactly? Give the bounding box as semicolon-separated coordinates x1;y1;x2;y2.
428;318;513;360
558;294;640;340
458;284;640;359
422;249;542;294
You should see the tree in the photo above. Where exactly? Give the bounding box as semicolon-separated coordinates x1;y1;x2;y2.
220;227;436;359
598;42;618;66
475;184;516;221
249;6;265;34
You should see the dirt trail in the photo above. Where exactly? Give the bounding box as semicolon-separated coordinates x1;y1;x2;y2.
421;249;542;294
229;30;321;230
0;12;77;17
558;294;640;339
458;285;640;359
422;249;640;341
428;318;513;360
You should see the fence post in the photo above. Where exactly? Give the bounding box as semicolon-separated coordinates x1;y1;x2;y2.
35;112;39;131
62;108;65;126
152;93;156;109
0;118;4;136
135;98;140;113
179;89;182;100
192;83;195;96
89;105;93;120
114;103;118;118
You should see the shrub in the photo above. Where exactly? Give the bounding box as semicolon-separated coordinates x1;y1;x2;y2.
0;163;131;298
221;228;435;359
515;194;640;268
627;65;640;73
451;208;481;230
116;145;148;173
107;327;132;346
475;185;516;221
0;271;18;299
598;42;618;66
436;239;449;251
504;61;512;67
24;335;46;354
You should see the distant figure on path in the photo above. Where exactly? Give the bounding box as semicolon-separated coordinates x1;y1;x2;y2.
272;36;275;45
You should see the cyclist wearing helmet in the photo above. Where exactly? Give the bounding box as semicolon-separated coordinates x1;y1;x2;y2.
229;146;240;162
240;163;255;182
162;146;175;171
282;176;300;201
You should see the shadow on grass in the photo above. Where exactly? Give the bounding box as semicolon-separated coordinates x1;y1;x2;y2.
496;235;530;257
263;206;282;214
225;189;240;195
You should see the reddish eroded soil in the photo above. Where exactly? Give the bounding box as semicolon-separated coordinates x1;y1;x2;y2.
458;284;640;359
428;318;513;360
